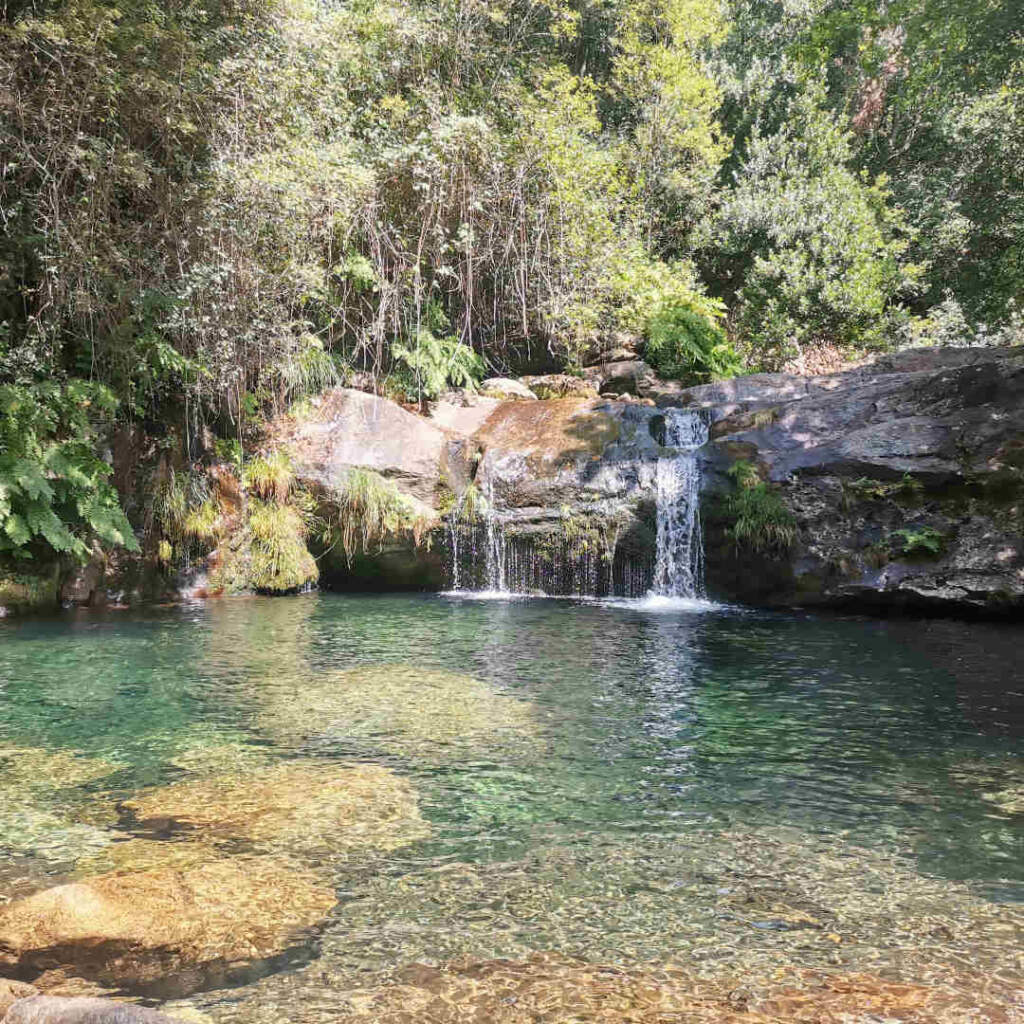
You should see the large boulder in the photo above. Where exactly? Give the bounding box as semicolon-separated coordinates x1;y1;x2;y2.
478;378;537;401
694;346;1024;615
0;857;335;991
0;981;38;1018
279;388;452;506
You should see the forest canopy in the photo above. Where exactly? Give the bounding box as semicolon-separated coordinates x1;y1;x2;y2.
1;0;1022;560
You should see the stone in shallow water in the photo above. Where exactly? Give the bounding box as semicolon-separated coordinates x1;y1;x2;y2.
255;665;538;764
0;856;336;990
174;953;1016;1023
3;996;190;1024
122;762;429;856
0;980;39;1017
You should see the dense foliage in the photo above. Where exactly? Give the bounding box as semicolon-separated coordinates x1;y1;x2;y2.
1;0;1021;562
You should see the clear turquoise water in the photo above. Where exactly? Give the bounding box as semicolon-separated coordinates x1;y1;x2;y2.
0;594;1021;1014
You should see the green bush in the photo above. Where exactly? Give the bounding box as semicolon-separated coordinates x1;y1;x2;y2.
890;527;944;557
644;303;743;382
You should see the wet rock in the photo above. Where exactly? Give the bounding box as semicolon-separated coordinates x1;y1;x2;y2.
582;359;655;397
123;762;428;856
0;568;59;618
0;857;335;991
3;996;187;1024
479;378;537;401
0;980;38;1017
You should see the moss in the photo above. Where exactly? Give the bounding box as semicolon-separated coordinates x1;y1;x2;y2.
842;474;924;508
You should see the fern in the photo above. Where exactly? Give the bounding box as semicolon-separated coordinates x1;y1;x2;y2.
0;383;138;563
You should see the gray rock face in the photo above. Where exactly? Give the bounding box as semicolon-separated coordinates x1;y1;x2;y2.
3;998;186;1024
693;346;1024;615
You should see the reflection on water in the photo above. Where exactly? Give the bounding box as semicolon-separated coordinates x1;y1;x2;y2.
0;595;1021;1018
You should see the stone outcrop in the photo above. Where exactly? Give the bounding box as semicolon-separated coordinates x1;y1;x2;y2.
0;857;335;991
694;346;1024;615
279;388;453;507
478;378;537;401
0;981;38;1018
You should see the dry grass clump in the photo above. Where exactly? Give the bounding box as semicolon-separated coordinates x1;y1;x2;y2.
123;762;428;856
247;500;319;592
256;664;539;763
243;452;296;504
323;468;436;564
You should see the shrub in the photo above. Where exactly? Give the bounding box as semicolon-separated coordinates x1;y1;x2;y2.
0;382;137;563
392;306;487;400
889;527;944;557
719;461;797;553
644;302;742;382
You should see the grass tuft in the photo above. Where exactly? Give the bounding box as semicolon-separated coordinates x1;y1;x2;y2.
243;452;295;504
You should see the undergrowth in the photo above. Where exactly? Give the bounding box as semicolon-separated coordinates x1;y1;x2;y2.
719;461;797;554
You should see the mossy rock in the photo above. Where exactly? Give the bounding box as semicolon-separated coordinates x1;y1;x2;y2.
0;567;59;616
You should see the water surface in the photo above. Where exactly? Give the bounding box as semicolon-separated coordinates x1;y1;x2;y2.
0;595;1021;1017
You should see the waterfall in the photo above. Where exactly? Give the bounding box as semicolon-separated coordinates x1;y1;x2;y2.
482;477;508;593
650;408;710;599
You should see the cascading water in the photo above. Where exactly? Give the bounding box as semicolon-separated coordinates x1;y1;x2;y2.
650;408;710;599
444;408;710;601
482;477;509;593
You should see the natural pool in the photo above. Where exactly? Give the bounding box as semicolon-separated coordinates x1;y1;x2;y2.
0;593;1021;1021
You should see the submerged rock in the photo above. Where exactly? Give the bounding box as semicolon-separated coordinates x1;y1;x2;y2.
254;665;539;764
0;856;335;990
123;762;428;856
0;749;122;865
3;996;188;1024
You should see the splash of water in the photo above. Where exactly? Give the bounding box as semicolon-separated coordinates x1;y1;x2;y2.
650;408;710;599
